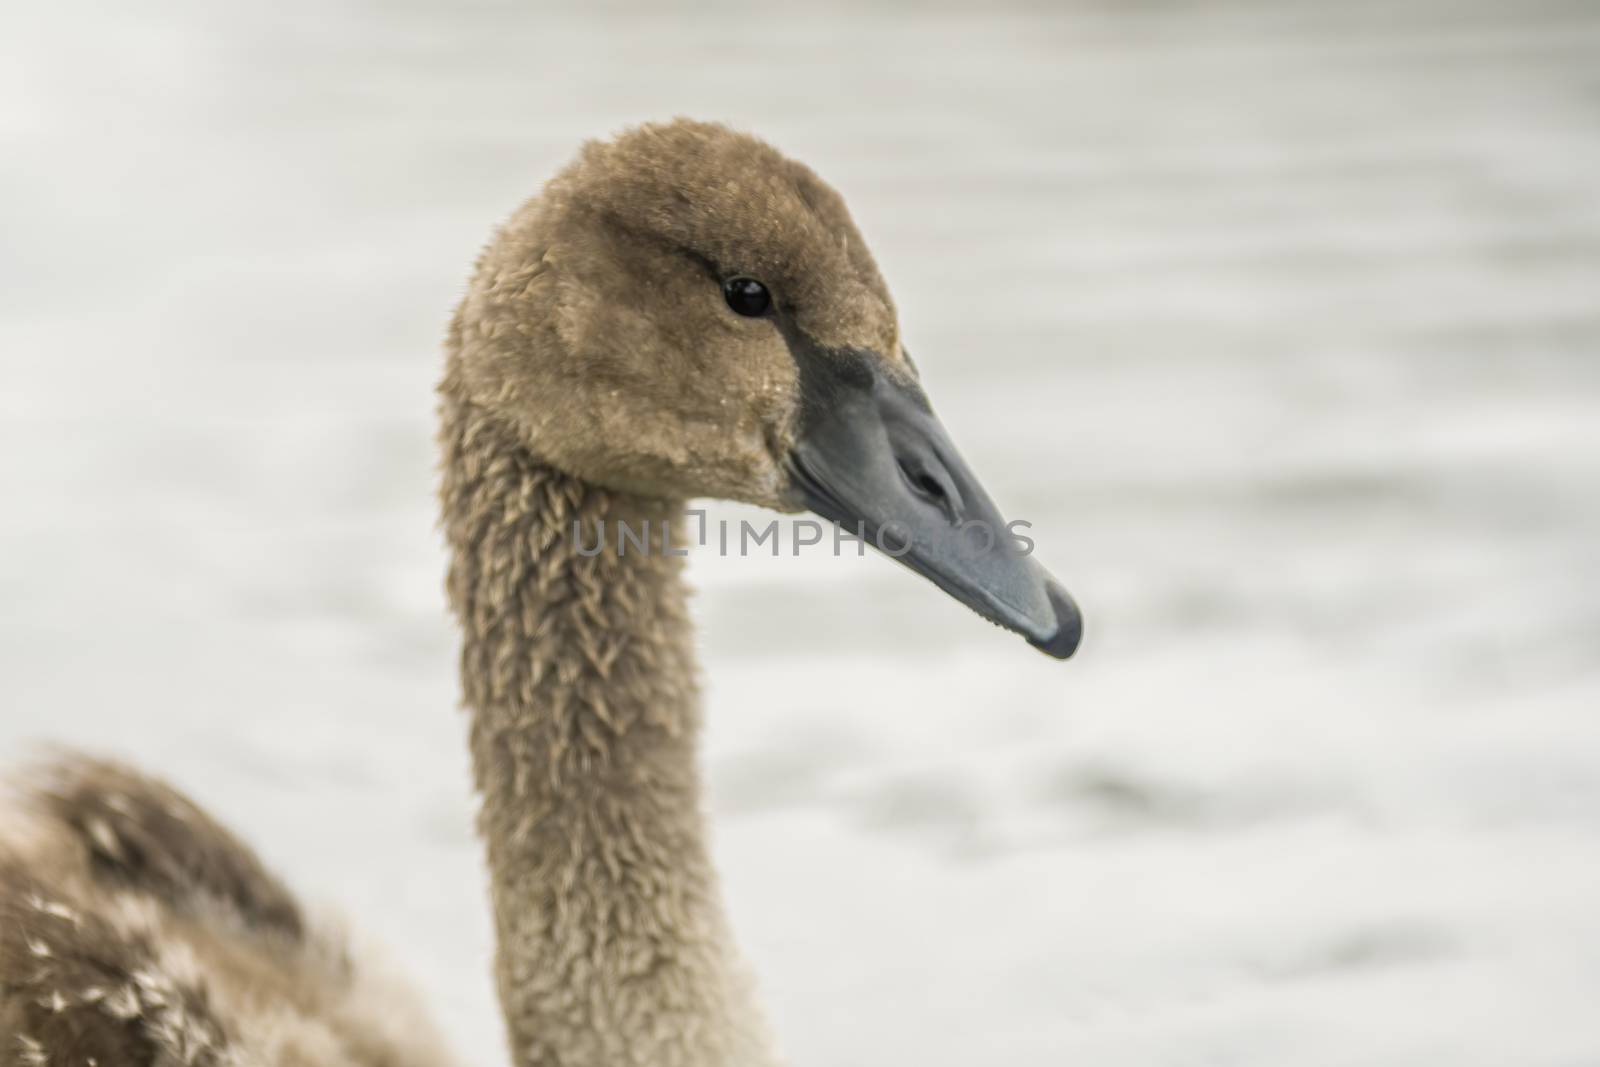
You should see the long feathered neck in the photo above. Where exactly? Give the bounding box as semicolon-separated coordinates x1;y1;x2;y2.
438;378;776;1067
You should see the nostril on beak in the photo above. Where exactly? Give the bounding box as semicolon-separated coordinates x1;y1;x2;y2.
897;456;963;523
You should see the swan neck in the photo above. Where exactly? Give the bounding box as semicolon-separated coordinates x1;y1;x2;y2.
438;391;776;1067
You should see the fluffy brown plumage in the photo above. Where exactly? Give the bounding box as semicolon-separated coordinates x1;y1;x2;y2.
447;117;904;508
0;758;452;1066
3;118;927;1067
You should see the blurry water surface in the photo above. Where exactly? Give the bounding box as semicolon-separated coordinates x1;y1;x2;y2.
4;2;1599;1064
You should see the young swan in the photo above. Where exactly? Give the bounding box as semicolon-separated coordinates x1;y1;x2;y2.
0;120;1079;1067
442;118;1079;1067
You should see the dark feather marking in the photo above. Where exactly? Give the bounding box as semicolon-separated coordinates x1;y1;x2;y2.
31;758;305;942
0;864;231;1067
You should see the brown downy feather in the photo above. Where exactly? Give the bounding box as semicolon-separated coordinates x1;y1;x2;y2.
0;759;453;1067
439;381;779;1067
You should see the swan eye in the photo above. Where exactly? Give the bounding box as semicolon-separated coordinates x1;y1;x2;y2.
722;277;771;317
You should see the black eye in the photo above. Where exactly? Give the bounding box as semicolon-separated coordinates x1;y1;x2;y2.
723;276;771;317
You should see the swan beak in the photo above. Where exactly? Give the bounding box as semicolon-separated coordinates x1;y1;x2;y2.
783;347;1082;660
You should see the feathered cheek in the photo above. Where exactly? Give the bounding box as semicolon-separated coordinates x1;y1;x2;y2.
752;370;801;462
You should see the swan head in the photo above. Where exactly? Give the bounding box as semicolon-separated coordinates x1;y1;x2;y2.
450;119;1081;659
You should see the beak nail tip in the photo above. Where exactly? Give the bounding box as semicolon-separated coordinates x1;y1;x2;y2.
1031;582;1083;660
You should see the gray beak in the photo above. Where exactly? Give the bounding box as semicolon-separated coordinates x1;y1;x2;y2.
783;341;1082;660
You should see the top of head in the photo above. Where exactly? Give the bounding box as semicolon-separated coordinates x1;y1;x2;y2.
446;119;907;507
